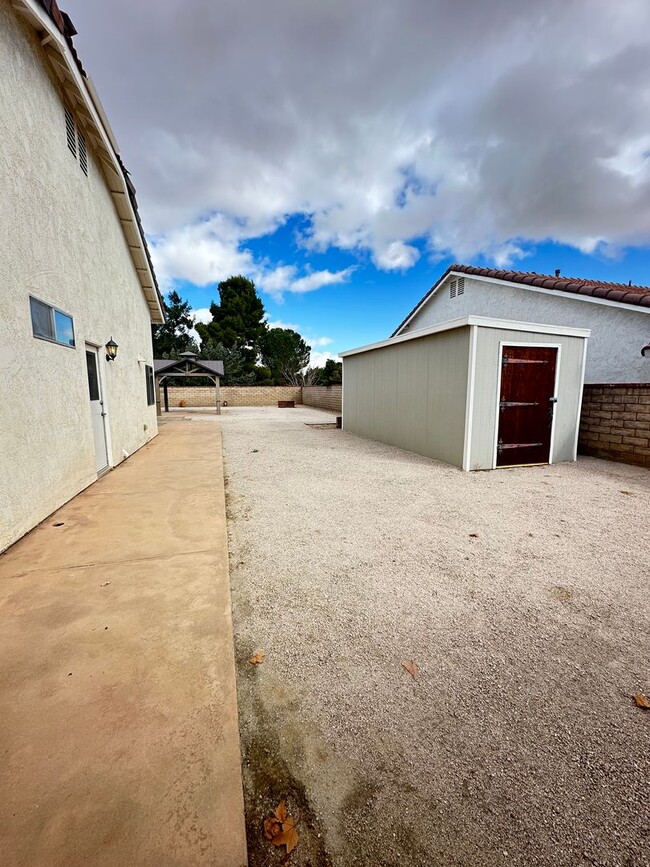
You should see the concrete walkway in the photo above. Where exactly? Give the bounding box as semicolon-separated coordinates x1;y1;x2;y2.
0;419;247;866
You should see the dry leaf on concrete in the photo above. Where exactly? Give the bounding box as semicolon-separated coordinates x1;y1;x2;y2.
402;660;419;680
264;817;282;840
633;693;650;708
469;532;479;538
272;816;299;854
264;801;299;855
249;651;266;665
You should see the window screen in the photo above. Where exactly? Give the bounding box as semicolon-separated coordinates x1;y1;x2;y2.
30;297;54;340
145;364;155;406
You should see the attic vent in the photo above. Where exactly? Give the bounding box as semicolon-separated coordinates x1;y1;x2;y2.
65;107;76;157
450;279;457;298
457;277;465;296
78;132;88;176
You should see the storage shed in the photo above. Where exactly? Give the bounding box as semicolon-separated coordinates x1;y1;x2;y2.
341;316;590;470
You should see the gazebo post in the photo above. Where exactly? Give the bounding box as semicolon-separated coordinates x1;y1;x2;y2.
163;380;169;413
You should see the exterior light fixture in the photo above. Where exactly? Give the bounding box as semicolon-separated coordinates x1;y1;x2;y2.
105;337;118;361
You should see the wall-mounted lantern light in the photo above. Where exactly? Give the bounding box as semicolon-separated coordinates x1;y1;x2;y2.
105;337;119;362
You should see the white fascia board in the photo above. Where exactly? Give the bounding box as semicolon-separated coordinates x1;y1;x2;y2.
18;0;164;324
395;270;650;335
341;315;590;358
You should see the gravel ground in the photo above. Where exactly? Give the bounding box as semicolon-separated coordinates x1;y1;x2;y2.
220;406;649;867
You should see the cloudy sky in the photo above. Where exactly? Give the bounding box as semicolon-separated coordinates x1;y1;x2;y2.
65;0;650;362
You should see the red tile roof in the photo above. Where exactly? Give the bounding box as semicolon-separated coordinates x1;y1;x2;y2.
450;264;650;306
392;264;650;336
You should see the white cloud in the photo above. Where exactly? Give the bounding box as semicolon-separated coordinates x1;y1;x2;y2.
310;336;333;346
192;307;213;325
309;350;340;369
373;241;420;270
265;318;301;331
68;0;650;272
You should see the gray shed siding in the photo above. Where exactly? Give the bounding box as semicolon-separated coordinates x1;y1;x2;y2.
343;327;470;467
470;327;586;470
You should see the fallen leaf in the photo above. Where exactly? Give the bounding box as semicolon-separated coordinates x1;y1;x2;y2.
620;490;632;496
264;817;281;840
272;816;299;854
402;660;419;680
273;801;287;822
633;693;650;708
469;532;479;538
249;651;266;665
100;582;110;587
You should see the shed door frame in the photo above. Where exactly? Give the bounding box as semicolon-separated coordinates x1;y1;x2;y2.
491;341;562;469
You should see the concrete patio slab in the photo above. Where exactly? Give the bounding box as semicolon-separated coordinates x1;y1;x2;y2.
0;419;247;867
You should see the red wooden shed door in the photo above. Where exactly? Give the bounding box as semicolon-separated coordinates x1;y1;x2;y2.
496;345;558;467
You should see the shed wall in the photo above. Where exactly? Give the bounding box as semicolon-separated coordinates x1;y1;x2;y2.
470;328;586;469
343;328;470;467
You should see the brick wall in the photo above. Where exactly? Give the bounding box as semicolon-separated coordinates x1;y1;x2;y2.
158;385;303;408
302;385;342;413
579;384;650;468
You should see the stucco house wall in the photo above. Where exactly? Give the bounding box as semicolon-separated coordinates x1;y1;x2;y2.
0;2;159;552
403;275;649;383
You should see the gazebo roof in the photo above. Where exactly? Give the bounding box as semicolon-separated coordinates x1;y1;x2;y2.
154;356;224;377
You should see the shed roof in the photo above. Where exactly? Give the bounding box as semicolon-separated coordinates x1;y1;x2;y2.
342;315;590;358
392;264;650;336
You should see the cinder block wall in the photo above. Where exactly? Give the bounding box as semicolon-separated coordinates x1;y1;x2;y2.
302;385;342;412
221;386;302;406
157;385;303;408
579;384;650;467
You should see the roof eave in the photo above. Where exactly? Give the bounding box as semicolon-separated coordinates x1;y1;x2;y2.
16;0;165;325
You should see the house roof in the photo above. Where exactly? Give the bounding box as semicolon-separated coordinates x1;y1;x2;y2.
342;315;590;358
392;264;650;337
154;358;224;377
16;0;165;324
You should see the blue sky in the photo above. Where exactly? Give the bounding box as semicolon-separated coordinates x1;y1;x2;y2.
172;221;650;362
64;0;650;366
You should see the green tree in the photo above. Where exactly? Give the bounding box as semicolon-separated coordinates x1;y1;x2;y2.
152;290;199;358
195;276;266;378
199;336;256;386
321;359;342;385
260;328;311;384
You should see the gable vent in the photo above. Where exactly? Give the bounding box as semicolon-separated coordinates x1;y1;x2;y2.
65;107;76;157
78;132;88;176
450;278;457;298
457;276;465;296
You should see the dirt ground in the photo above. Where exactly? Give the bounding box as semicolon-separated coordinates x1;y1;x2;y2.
221;406;649;867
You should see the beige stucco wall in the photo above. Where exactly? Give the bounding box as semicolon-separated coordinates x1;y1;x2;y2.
0;3;158;551
470;327;587;470
404;276;650;383
343;327;470;467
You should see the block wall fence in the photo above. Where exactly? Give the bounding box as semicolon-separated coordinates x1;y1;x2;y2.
158;384;342;411
578;384;650;468
301;385;342;412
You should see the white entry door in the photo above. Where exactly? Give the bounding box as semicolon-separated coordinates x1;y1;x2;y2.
85;345;109;473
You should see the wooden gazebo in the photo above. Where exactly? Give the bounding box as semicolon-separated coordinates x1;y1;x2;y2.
154;352;224;414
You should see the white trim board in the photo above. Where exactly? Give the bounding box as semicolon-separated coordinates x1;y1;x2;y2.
340;315;590;358
394;271;650;336
462;324;478;471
